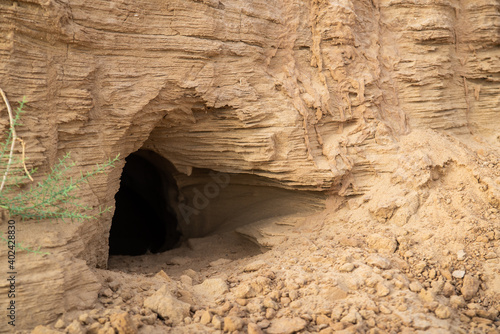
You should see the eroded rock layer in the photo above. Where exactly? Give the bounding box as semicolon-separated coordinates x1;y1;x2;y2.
0;0;499;331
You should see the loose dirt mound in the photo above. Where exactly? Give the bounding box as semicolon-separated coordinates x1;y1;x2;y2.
31;130;500;334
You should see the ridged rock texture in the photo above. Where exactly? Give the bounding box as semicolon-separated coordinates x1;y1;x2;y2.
0;0;499;330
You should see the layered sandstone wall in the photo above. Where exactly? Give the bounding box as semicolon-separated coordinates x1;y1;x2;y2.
0;0;499;330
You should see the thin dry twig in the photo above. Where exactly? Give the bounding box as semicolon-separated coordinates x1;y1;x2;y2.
0;88;33;193
18;137;33;182
0;88;17;193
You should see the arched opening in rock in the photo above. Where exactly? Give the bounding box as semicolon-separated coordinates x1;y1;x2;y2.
109;150;182;256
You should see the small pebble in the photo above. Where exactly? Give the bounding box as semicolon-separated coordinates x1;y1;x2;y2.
180;275;193;287
316;314;330;326
450;295;466;309
248;322;264;334
224;316;244;332
200;310;212;325
415;261;427;273
435;305;451;319
211;315;222;330
366;255;391;270
266;308;276;319
339;263;355;273
289;290;299;301
404;250;414;258
461;275;480;300
65;320;84;334
428;269;436;279
108;281;121;292
409;281;423;292
99;288;114;298
244;260;267;272
376;282;390;297
440;269;452;281
78;313;90;325
485;252;497;259
54;319;65;329
442;281;455;297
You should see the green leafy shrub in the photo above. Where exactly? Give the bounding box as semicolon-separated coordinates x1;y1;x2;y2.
0;90;119;253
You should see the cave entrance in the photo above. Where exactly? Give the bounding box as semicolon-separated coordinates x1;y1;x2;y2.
109;150;181;256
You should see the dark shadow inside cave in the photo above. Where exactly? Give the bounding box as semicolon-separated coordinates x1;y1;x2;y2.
109;150;181;256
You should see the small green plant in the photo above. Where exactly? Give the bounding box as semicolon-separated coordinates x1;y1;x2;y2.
0;152;119;221
0;89;119;253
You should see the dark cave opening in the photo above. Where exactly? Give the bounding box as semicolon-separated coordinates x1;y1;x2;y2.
109;150;182;256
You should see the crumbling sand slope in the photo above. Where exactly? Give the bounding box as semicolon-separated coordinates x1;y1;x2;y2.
30;130;500;333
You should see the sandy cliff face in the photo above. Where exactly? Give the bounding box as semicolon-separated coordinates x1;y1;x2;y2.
0;0;499;330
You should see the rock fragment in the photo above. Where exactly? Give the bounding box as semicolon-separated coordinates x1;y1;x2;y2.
331;305;344;321
244;260;268;272
155;270;173;282
193;278;229;300
212;315;222;329
98;323;115;334
109;281;121;292
316;314;331;326
109;312;137;334
461;275;480;300
143;286;190;326
32;326;63;334
289;290;299;301
339;263;355;272
267;317;307;334
367;234;398;254
457;250;466;261
99;288;113;298
224;316;244;331
54;319;65;329
484;251;497;259
450;295;466;309
440;269;453;281
209;258;232;267
140;314;156;326
435;305;451;319
366;255;391;269
266;308;277;319
419;289;436;303
324;286;348;301
341;308;361;324
263;297;279;310
65;320;84;334
233;283;257;299
376;282;391;297
78;313;90;325
412;314;431;331
442;281;455;297
179;275;193;287
415;261;427;273
476;309;495;320
200;310;212;325
409;281;423;293
248;322;264;334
